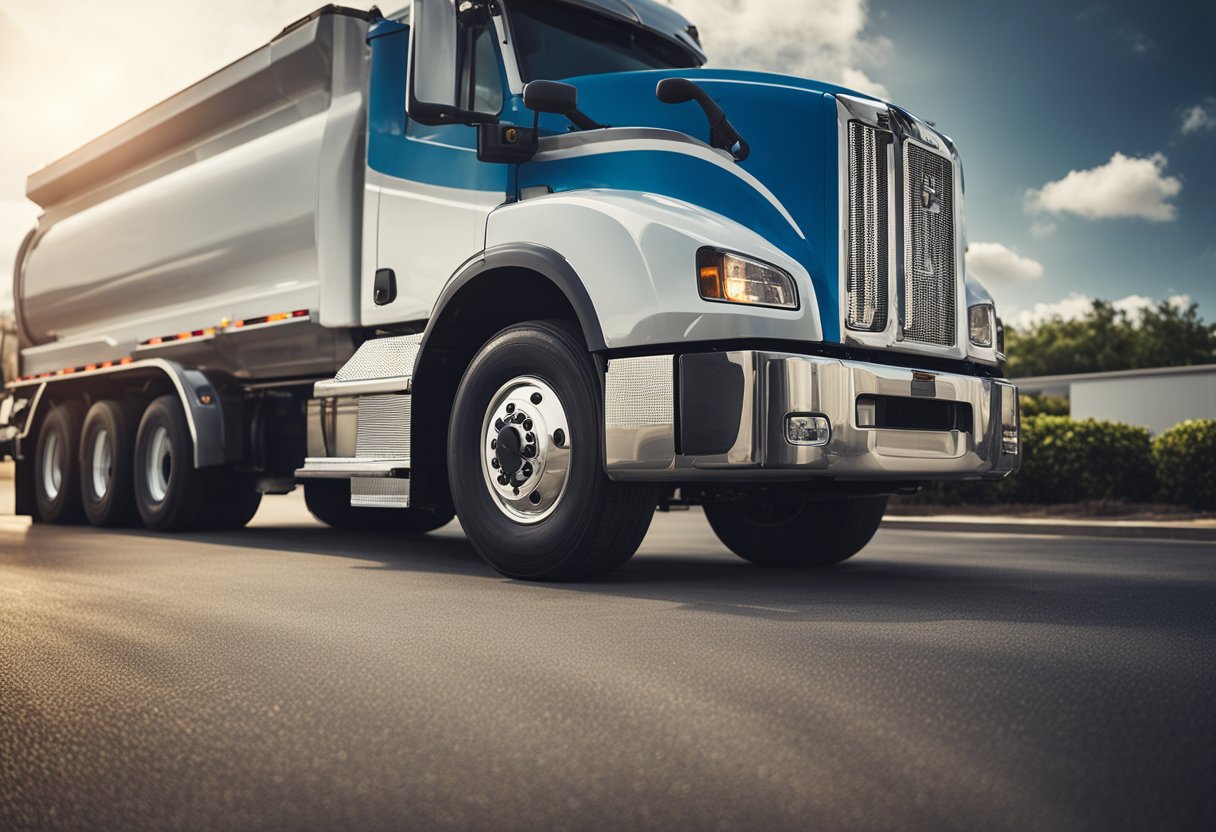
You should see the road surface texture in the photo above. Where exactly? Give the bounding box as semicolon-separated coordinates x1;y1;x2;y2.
2;493;1213;832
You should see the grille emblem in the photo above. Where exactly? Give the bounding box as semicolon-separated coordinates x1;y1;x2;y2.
920;173;942;214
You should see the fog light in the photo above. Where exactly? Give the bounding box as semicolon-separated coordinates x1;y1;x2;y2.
786;414;830;445
999;383;1019;455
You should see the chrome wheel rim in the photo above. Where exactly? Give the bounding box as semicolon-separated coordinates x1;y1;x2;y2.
145;425;172;504
41;431;63;500
480;376;571;524
90;429;113;501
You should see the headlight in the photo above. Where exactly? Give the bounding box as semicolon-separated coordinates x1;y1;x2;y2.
697;248;798;310
968;303;994;347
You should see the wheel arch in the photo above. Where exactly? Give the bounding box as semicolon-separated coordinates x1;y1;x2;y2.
409;244;605;511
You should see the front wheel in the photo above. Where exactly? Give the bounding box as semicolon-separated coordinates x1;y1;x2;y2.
704;496;888;567
447;320;657;581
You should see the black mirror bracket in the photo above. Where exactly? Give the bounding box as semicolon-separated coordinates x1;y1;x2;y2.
656;78;750;162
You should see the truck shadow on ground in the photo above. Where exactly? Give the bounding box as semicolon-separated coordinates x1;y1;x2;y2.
56;521;1215;632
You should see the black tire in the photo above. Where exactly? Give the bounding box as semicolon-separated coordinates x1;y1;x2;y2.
705;496;888;567
204;471;263;530
304;479;454;533
447;320;657;581
33;401;86;524
79;400;139;527
133;395;208;531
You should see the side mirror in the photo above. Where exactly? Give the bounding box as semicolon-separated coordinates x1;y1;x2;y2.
522;80;606;131
656;78;749;161
407;0;498;126
523;80;580;116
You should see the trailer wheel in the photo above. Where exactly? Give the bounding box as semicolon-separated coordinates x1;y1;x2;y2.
303;480;453;533
34;401;86;524
133;395;207;531
448;320;657;581
704;496;889;567
204;472;263;530
78;400;139;527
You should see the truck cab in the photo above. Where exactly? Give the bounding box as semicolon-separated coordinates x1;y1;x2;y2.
3;0;1018;580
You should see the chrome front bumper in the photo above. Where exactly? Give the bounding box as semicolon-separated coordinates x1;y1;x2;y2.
604;350;1020;482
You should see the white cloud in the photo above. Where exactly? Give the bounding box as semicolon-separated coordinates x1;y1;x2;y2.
1180;100;1216;135
968;242;1044;284
668;0;891;99
1027;152;1181;222
1029;220;1058;238
1013;292;1192;329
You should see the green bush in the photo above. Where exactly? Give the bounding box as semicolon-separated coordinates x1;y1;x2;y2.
917;414;1157;505
1152;420;1216;510
1019;392;1069;417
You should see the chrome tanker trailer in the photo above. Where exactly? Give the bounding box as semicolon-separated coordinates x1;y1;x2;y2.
1;1;1018;581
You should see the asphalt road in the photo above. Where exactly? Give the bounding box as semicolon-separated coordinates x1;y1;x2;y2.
1;493;1213;832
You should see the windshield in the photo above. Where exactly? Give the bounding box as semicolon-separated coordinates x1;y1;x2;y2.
507;0;701;82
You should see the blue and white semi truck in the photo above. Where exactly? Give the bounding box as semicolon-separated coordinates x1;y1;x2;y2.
1;1;1019;580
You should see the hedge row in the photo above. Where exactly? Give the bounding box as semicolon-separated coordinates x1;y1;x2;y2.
919;416;1216;509
1153;420;1216;510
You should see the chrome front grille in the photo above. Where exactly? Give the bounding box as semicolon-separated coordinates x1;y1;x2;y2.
846;123;891;332
902;143;956;347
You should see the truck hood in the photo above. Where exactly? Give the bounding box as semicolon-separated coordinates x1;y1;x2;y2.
522;69;891;342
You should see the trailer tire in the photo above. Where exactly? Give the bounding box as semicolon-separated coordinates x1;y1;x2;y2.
133;395;207;532
34;401;86;524
704;496;888;567
205;472;263;530
79;400;139;527
447;320;657;581
304;480;453;533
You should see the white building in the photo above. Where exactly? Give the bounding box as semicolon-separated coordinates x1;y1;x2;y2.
1016;364;1216;435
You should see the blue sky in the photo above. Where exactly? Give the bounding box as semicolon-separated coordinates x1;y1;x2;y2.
1;0;1213;328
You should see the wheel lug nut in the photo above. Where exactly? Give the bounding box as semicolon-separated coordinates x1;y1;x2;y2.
498;475;508;485
490;438;497;450
525;432;534;443
505;403;515;413
495;418;504;430
529;491;541;505
491;458;500;469
524;445;536;458
522;464;533;477
513;487;520;496
523;419;533;431
515;412;526;423
530;392;542;405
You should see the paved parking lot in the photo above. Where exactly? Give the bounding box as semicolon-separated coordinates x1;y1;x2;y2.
2;493;1213;831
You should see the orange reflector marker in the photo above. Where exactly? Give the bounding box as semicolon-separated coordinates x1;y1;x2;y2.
120;357;133;365
698;264;723;299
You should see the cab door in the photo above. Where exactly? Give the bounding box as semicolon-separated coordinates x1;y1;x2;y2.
363;12;510;327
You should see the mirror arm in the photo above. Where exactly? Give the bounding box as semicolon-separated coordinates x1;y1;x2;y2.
567;110;607;131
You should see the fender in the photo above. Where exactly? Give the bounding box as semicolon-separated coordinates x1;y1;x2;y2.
419;243;608;355
8;359;228;468
483;190;823;351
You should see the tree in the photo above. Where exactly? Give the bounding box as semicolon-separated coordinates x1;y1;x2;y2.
1004;299;1216;377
